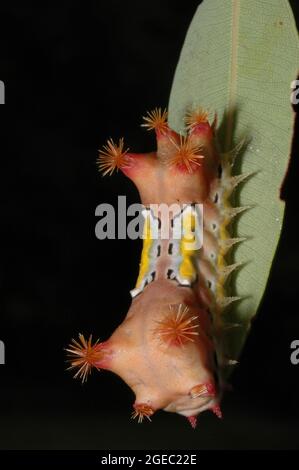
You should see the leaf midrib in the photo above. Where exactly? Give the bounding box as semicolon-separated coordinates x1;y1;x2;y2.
225;0;240;151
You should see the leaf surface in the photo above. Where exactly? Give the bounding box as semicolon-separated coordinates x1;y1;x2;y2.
169;0;298;362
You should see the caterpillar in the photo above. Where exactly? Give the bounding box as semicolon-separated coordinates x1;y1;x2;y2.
66;107;250;428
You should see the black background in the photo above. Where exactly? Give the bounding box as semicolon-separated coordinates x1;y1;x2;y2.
0;0;298;450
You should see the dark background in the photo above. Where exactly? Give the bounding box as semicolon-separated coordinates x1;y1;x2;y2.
0;0;298;450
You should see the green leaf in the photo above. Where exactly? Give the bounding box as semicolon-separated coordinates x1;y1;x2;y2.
168;0;299;365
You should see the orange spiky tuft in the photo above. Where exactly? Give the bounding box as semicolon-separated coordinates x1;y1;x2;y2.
131;403;154;423
153;304;199;347
141;107;168;133
167;135;204;173
65;333;104;383
185;107;210;131
97;138;129;176
190;382;216;398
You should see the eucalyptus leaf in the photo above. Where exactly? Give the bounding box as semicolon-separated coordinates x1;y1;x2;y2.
169;0;298;364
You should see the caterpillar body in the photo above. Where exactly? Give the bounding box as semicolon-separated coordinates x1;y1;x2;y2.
66;108;250;428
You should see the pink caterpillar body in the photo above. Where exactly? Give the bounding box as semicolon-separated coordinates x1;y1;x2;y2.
67;108;248;427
